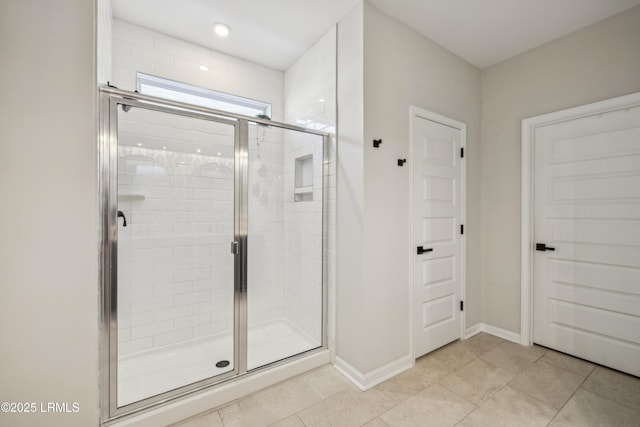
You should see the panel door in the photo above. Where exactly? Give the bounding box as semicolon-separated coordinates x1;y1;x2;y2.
533;105;640;376
413;115;463;358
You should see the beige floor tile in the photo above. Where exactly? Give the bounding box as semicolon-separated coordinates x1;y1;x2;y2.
257;376;323;417
414;357;450;382
219;396;281;427
379;383;475;427
427;340;476;372
362;418;390;427
268;415;306;427
297;388;400;427
581;366;640;411
220;377;321;427
301;364;356;399
538;350;595;377
549;389;640;427
479;342;546;374
376;363;448;401
170;410;223;427
463;333;506;357
414;351;453;374
509;361;584;409
439;359;513;405
460;386;557;427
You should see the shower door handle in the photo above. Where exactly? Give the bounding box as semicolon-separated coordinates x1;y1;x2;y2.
230;241;239;255
117;210;127;227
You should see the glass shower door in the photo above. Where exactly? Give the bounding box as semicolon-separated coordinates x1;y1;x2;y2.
114;103;237;407
246;122;324;370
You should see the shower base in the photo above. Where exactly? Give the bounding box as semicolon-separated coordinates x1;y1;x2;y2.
117;319;318;407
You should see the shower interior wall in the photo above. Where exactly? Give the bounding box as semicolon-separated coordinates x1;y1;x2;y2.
111;19;332;359
283;26;337;352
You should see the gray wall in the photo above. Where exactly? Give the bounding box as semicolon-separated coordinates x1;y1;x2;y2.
336;2;367;370
0;1;99;426
336;1;481;379
480;5;640;333
364;2;483;335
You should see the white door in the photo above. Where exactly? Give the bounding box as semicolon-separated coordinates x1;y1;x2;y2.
412;111;465;358
533;104;640;377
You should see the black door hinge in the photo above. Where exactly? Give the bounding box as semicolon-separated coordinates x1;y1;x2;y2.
460;224;464;235
460;301;464;311
460;147;464;158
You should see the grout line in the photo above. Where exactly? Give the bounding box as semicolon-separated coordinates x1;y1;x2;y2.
576;366;640;412
544;371;590;427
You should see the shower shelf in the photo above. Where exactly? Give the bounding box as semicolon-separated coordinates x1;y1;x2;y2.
118;194;146;201
294;186;312;194
294;186;313;202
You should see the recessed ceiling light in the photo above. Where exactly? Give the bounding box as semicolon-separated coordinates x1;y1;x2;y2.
196;149;201;153
213;22;230;37
217;152;222;156
137;143;142;147
317;98;325;103
199;65;209;72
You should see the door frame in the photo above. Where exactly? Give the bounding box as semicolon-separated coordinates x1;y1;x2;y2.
409;106;467;359
520;91;640;346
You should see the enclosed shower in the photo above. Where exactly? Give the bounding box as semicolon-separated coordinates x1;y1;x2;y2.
99;87;327;419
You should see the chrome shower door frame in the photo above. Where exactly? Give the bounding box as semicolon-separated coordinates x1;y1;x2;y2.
99;87;328;423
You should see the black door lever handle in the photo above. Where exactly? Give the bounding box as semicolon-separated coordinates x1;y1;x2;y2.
417;246;433;255
536;243;554;251
118;210;127;227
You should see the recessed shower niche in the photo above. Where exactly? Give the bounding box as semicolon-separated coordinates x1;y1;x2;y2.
294;154;313;202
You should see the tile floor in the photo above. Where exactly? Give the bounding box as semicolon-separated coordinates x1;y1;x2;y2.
171;333;640;427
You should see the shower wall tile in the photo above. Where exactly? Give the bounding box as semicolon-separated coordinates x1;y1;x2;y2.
154;328;194;348
283;26;337;347
119;337;153;355
111;19;284;121
113;31;287;356
112;19;334;363
116;111;240;356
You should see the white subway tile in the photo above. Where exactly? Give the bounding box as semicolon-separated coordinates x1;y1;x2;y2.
154;305;193;322
153;328;193;348
173;312;211;330
119;337;153;355
153;281;193;297
131;320;173;339
131;46;173;67
131;296;172;313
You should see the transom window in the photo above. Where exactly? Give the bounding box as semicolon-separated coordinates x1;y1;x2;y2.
137;73;271;119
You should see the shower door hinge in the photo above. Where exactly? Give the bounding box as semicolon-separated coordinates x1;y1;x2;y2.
230;241;239;255
460;147;464;158
460;224;464;235
460;301;464;311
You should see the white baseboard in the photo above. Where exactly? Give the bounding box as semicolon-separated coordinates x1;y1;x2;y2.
465;323;521;344
464;323;483;338
334;354;412;391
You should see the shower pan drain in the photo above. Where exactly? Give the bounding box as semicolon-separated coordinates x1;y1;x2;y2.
215;360;230;368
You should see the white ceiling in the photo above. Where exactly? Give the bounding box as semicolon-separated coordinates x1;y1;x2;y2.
112;0;361;71
369;0;640;69
112;0;640;70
